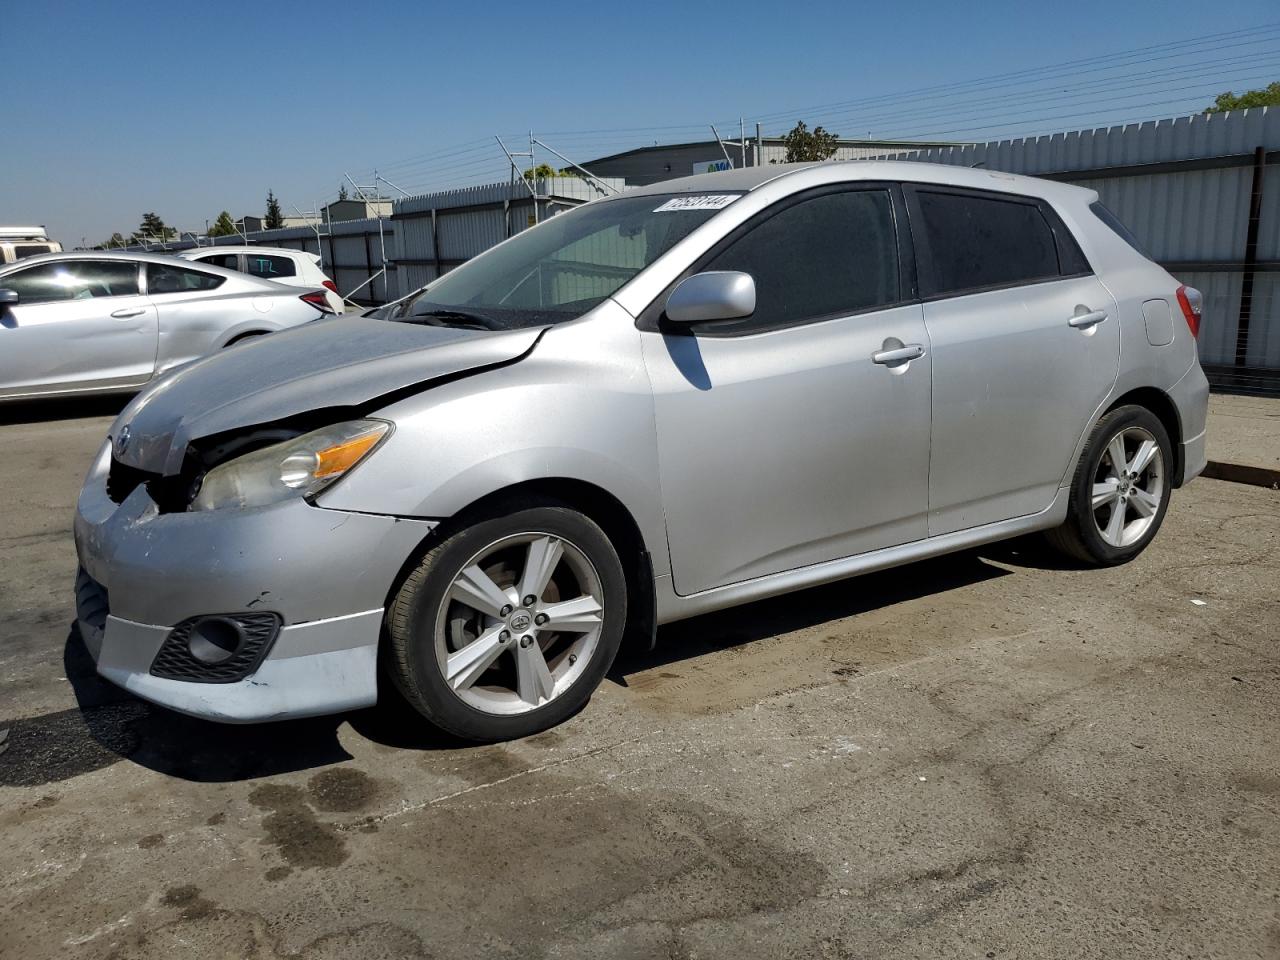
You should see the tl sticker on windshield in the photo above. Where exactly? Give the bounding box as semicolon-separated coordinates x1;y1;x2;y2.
653;195;739;212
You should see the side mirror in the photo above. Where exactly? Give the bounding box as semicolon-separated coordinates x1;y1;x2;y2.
664;271;755;326
0;288;17;309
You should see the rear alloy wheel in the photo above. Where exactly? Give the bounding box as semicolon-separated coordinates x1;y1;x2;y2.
387;502;626;741
1046;405;1172;566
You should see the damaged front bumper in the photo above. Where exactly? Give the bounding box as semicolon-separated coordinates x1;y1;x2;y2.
72;440;437;722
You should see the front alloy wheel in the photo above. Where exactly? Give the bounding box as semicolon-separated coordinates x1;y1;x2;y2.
387;501;626;741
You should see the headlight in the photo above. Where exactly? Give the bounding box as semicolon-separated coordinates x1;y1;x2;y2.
190;419;390;512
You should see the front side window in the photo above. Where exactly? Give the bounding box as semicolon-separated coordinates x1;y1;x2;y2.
244;253;297;279
696;188;900;334
2;260;140;304
912;190;1060;297
147;263;225;294
393;192;742;330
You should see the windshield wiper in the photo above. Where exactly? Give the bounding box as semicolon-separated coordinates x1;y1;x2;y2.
402;309;501;331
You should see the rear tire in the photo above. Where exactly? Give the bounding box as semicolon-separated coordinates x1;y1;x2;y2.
386;499;627;742
1045;405;1172;566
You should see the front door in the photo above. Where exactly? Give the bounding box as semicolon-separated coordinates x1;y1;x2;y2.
904;185;1121;535
0;259;157;398
640;186;933;596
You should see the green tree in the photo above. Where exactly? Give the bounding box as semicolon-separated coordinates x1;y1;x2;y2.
781;120;840;163
1205;81;1280;113
338;183;349;201
94;232;127;249
208;211;237;237
523;163;559;180
132;212;175;242
264;190;284;230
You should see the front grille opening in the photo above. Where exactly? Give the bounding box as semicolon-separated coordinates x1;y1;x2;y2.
106;457;156;504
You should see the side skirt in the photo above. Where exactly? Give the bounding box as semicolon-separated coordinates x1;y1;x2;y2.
653;487;1070;625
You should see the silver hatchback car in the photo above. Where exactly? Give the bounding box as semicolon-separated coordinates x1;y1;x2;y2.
74;161;1209;741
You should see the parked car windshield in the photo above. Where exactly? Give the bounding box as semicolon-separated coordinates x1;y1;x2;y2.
387;192;743;330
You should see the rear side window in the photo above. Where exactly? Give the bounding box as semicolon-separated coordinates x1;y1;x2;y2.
698;188;900;333
244;253;297;279
3;260;139;303
195;253;240;271
1089;201;1151;259
910;190;1060;297
147;263;225;294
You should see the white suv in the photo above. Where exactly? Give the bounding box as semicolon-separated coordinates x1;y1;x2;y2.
180;246;344;314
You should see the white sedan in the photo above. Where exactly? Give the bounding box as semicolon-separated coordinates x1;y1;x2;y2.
0;251;334;402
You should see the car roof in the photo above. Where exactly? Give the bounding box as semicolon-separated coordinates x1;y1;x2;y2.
0;249;283;287
619;159;1093;204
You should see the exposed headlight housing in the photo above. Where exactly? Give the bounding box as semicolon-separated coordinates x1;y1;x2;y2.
190;419;391;512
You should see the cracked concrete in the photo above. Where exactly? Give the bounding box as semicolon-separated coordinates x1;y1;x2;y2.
1;398;1278;959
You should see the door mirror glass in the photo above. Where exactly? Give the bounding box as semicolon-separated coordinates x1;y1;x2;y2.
0;288;18;308
665;271;755;326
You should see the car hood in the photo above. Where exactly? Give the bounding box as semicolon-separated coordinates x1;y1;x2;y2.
111;316;544;475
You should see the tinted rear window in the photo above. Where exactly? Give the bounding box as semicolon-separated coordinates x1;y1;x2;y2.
244;253;297;279
147;263;225;294
912;190;1060;297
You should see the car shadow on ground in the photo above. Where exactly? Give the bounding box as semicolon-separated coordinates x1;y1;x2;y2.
9;536;1074;785
0;394;130;426
609;546;1017;681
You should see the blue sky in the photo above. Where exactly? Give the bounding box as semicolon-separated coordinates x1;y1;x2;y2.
6;0;1278;245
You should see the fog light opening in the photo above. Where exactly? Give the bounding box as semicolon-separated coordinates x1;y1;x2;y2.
187;617;246;664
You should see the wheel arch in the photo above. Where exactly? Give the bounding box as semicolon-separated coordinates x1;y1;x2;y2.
1103;386;1185;486
382;476;658;656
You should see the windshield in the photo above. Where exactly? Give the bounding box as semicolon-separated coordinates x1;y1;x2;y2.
387;192;742;330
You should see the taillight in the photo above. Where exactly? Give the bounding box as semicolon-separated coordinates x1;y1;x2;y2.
322;279;338;293
300;291;335;314
1175;285;1202;340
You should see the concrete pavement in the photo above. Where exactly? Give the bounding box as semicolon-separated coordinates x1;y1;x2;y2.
0;396;1277;959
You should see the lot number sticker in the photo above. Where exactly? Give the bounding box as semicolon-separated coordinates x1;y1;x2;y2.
653;195;739;212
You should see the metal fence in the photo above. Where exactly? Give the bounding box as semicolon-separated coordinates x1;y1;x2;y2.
390;176;622;298
871;107;1279;390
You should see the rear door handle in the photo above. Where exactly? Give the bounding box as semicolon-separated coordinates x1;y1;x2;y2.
1068;309;1108;329
872;343;925;364
110;308;146;319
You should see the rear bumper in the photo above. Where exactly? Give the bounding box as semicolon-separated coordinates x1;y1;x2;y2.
1169;362;1210;486
73;440;437;722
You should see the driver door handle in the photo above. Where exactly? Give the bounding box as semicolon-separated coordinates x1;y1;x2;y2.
110;308;146;319
872;343;925;364
1068;309;1108;329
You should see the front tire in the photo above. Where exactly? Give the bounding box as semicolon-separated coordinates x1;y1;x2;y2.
1045;405;1172;566
386;500;627;742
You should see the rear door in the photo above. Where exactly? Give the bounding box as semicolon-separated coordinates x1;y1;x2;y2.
641;184;933;595
0;259;157;397
145;261;238;369
904;185;1120;535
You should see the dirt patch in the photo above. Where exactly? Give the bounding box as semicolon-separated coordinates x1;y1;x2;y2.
137;833;164;849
